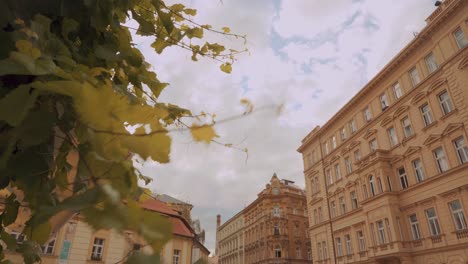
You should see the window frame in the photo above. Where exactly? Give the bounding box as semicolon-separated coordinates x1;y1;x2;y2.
424;52;438;73
387;126;398;147
409;214;422;240
449;200;468;231
380;93;389;110
392;82;403;100
453;136;468;164
438;90;454;115
363;106;372;122
401;116;413;138
173;249;181;264
453;27;468;49
425;207;441;236
412;159;425;183
91;237;105;261
397;167;409;189
420;103;434;127
433;147;449;173
409;67;421;87
350;191;358;209
357;231;366;252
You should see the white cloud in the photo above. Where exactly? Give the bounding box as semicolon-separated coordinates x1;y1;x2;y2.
133;0;438;253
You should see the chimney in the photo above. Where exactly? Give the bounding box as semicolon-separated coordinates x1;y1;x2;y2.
216;214;221;228
215;214;221;256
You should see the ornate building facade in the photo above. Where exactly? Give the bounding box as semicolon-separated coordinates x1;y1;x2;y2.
217;174;312;264
298;1;468;264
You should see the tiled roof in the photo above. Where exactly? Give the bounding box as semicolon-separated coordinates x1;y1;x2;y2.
155;194;191;205
141;199;194;238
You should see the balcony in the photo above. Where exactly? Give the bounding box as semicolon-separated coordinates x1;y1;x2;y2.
455;229;468;240
430;235;443;244
359;251;367;258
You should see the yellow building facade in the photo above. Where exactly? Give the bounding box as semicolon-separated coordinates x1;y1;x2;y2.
298;0;468;263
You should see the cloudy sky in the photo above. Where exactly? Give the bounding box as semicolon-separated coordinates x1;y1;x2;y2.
134;0;437;253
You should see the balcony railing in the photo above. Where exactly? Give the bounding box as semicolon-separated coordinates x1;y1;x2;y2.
430;235;442;244
455;229;468;239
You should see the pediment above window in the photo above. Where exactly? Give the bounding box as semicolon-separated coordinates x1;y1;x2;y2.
380;116;393;127
348;141;361;149
423;134;442;146
411;91;427;105
390;155;403;164
427;78;447;93
393;105;410;119
403;146;421;157
363;129;378;139
458;54;468;70
441;123;463;136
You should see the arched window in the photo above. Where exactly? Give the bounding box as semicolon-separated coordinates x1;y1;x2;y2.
369;175;376;196
274;245;282;258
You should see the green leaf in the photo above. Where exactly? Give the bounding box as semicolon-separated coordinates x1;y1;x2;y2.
155;9;174;34
0;85;38;126
220;63;232;73
183;8;197;16
125;252;161;264
1;230;17;251
3;194;20;226
27;222;51;245
151;37;171;54
222;27;231;33
15;105;55;147
185;27;203;39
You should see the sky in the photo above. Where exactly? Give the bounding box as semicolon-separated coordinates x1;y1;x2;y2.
134;0;437;253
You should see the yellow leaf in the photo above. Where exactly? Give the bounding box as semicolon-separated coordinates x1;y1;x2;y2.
190;124;218;143
16;40;41;59
220;63;232;74
240;98;254;114
222;27;231;33
31;222;52;244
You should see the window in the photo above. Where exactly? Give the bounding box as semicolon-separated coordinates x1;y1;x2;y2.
377;178;383;193
369;139;378;153
345;234;352;255
438;91;454;115
42;235;56;255
454;136;468;164
409;67;421;87
363;184;369;199
363;106;372;122
409;214;421;240
339;197;346;215
380;93;389;110
307;248;312;260
434;147;449;173
315;176;319;193
453;27;468;49
332;136;337;150
326;169;333;186
425;208;441;236
10;231;26;244
412;159;425;183
345;157;352;174
392;82;403;100
331;201;337;218
324;142;329;155
274;224;280;235
293;208;298;215
420;103;434;126
295;223;299;236
317;243;323;260
385;218;393;242
387;127;398;147
425;52;438;73
274;246;282;258
173;249;181;264
357;231;366;252
349;119;357;134
369;176;376;196
318;207;323;223
313;209;318;224
377;221;386;244
335;164;341;180
354;150;361;161
272;187;279;195
296;247;301;258
322;241;328;259
351;191;358;209
336;237;343;257
449;200;467;230
273;206;281;217
401;116;413;138
340;127;347;141
91;238;105;261
398;167;409;189
387;176;393;192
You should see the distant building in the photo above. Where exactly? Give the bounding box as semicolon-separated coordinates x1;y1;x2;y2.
298;1;468;263
156;194;194;224
216;174;311;264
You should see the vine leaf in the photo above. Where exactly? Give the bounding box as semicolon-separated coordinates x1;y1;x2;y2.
190;124;219;143
0;85;38;126
220;63;232;73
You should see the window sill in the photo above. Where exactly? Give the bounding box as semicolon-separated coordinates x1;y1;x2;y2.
402;134;416;145
440;108;458;121
422;120;438;132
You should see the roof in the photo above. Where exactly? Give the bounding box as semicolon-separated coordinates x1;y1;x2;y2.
141;199;194;238
156;194;191;205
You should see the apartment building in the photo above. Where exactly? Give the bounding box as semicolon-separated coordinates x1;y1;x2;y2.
217;212;245;264
298;0;468;263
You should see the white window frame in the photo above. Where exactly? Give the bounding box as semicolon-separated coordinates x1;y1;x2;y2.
173;249;181;264
369;139;377;153
369;176;376;196
340;127;347;141
345;157;352;174
425;52;438;73
377;221;386;244
357;231;366;252
332;136;337;150
345;234;352;255
317;243;323;260
434;147;449;173
336;237;343;257
380;93;389;110
449;200;468;231
398;167;409;189
409;214;422;240
420;103;434;127
401;116;413;138
354;150;361;161
331;201;337;218
339;196;346;215
425;208;441;236
392;82;403;100
454;136;468;164
438;91;454;115
272;206;281;217
91;238;105;261
363;106;372;122
351;191;358;209
274;246;282;258
453;27;468;49
326;169;333;186
409;67;421;87
349;119;357;134
42;234;57;255
335;163;341;180
412;159;425;183
324;142;329;155
388;127;398;147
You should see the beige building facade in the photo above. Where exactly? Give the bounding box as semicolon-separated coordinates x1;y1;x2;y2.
298;1;468;264
217;174;312;264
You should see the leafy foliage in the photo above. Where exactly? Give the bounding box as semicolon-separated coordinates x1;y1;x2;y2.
0;0;244;263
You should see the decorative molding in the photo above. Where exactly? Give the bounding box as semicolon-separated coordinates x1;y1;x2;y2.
363;129;378;140
380;116;393;127
427;78;447;93
349;141;361;150
423;134;442;146
457;54;468;70
403;146;421;157
330;155;340;163
441;123;464;136
390;155;403;164
411;91;427;105
393;105;410;119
